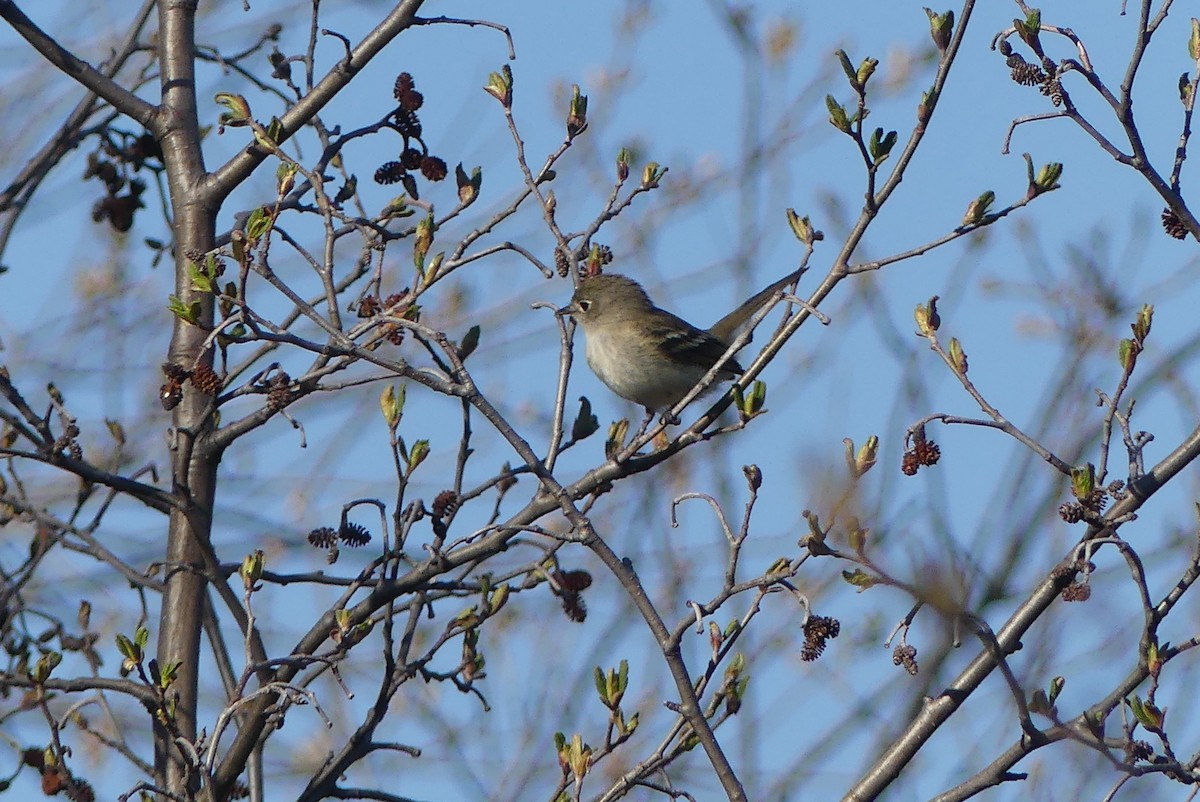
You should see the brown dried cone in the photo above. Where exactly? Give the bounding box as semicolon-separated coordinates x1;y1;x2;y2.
554;247;571;277
379;292;412;345
1162;207;1188;239
1051;560;1095;601
393;72;424;111
1058;502;1085;523
914;439;940;466
400;147;423;169
551;569;592;623
190;363;223;395
160;379;184;410
65;777;96;802
161;361;192;382
901;424;939;475
431;490;459;519
1007;53;1047;86
901;438;940;476
399;88;424;112
420;156;447;181
357;294;382;317
893;643;919;675
801;615;841;661
266;373;292;410
1040;77;1064;106
159;362;192;410
1127;740;1153;762
394;71;414;97
1080;488;1108;513
308;526;337;548
1061;581;1092;602
338;521;371;547
374;161;406;185
394;108;421;138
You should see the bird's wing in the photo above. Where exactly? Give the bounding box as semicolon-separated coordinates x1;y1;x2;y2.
649;311;744;374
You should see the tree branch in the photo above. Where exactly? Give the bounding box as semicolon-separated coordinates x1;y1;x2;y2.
0;0;157;128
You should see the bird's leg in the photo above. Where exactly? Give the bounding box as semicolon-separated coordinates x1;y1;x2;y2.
633;408;655;440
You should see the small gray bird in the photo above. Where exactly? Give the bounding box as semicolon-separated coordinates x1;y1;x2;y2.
556;270;803;412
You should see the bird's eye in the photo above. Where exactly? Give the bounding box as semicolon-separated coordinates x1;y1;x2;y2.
578;299;592;312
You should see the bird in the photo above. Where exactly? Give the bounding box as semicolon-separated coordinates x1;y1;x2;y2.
556;269;803;413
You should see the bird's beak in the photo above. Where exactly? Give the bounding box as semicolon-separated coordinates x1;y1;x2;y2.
555;302;578;318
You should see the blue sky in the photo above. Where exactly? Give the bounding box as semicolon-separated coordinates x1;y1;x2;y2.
3;2;1200;800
